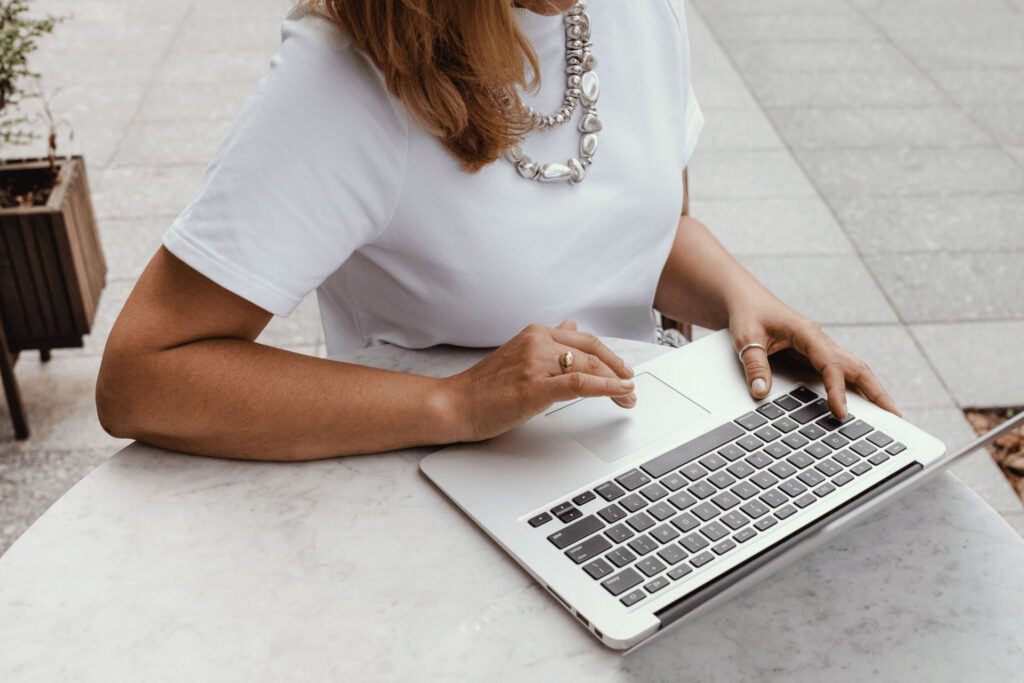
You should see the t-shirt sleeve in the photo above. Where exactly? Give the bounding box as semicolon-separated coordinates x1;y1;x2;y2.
162;10;408;317
665;0;703;169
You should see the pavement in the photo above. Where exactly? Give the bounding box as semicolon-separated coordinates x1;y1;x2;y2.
1;0;1022;555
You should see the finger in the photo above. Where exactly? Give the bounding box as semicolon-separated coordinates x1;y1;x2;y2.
821;360;848;419
556;319;577;331
549;327;633;379
846;359;902;418
551;344;637;407
546;372;635;403
737;344;772;399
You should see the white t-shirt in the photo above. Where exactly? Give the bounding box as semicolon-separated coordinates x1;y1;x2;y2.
163;1;703;357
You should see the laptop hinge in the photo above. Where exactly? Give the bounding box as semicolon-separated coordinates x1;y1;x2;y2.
654;461;923;626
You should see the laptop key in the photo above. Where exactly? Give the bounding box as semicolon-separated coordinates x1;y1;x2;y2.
605;547;636;567
566;535;613;564
528;512;552;527
628;535;659;556
790;386;818;403
757;403;785;420
572;490;597;506
711;492;741;511
598;504;627;523
708;472;736;489
547;515;605;549
734;527;757;543
681;463;709;481
668;564;694;580
799;424;827;440
699;453;728;471
671;513;701;533
556;508;582;523
636;557;667;577
647;502;675;521
658;543;688;565
737;435;762;451
620;494;647;513
640;483;669;501
774;395;801;411
816;413;852;431
616;469;651;491
851;461;872;476
822;433;849;450
759;489;788;508
786;451;815;469
620;589;646;606
772;417;800;434
755;426;782;443
869;452;889;466
688;481;717;500
852;440;878;457
769;462;797;479
627;512;656;532
692;502;720;522
833;450;859;467
720;511;749;530
583;558;614;579
731;481;760;500
754;516;778;531
644;576;670;594
595;481;626;501
792;399;829;425
764;443;791;459
740;500;770;519
886;442;907;455
794;493;816;508
815;459;842;477
718;444;746;461
681;533;710;553
661;472;687;491
751;471;779;490
775;504;797;520
727;461;755;479
602;568;643;596
668;491;698;510
779;479;807;498
798;469;825;487
745;451;774;469
650;524;680;544
814;483;836;497
736;412;768;430
712;539;736;555
690;551;715;568
805;443;832;460
700;521;729;542
839;420;873;441
605;524;634;544
832;472;854;487
782;433;809;449
551;502;574;516
642;422;745;478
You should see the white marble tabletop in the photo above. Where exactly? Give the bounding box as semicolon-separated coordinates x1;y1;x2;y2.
2;339;1024;682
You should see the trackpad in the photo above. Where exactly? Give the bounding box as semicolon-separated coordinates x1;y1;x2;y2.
545;372;709;463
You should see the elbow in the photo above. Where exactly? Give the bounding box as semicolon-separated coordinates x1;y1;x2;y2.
95;351;144;439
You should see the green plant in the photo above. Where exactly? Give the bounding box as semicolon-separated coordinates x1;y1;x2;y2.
0;0;60;150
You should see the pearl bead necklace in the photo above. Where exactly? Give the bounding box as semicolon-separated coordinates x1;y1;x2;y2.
505;1;600;184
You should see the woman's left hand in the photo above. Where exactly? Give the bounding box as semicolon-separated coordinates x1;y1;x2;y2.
728;297;902;420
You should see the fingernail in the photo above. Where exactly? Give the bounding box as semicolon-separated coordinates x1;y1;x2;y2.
751;378;767;396
624;363;634;377
620;380;634;391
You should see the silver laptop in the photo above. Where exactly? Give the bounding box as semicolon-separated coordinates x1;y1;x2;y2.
420;329;1022;651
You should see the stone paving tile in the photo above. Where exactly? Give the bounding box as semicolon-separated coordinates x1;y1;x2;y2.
113;120;234;167
910;322;1024;408
98;217;169;282
79;280;136;357
692;197;853;257
256;295;326;350
929;68;1024;106
174;17;282;54
696;107;783;151
691;66;760;110
736;254;899;325
694;0;857;14
793;147;1024;198
866;10;1024;42
1010;147;1024;166
741;68;947;108
829;195;1024;253
688;150;817;199
968;104;1024;147
138;82;258;123
902;37;1024;71
728;42;916;75
37;0;189;23
33;49;164;87
709;12;882;44
155;50;275;85
91;165;206;220
864;252;1024;323
848;0;1014;12
820;325;953;410
764;106;995;150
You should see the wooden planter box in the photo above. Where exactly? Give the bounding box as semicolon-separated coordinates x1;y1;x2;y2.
0;156;106;439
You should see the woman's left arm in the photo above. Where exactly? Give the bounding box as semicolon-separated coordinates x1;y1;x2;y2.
653;208;901;421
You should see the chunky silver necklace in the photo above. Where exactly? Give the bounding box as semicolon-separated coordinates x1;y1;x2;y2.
505;1;600;184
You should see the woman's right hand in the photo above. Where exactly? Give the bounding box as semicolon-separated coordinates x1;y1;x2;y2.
443;320;637;443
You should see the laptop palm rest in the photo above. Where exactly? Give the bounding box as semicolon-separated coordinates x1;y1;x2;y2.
544;372;709;463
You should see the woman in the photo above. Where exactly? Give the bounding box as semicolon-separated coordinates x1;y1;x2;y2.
96;0;899;461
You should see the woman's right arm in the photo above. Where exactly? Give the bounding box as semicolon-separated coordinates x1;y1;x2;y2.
96;248;635;461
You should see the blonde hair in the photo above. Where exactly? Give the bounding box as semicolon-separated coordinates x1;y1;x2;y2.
301;0;540;172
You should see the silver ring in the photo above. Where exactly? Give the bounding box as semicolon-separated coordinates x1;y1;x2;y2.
737;343;767;361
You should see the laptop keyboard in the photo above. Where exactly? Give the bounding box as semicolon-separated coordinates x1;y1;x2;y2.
527;386;906;609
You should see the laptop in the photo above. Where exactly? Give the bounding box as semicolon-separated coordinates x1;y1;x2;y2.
420;329;1023;651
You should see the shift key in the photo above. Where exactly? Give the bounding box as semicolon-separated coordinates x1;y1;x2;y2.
547;515;605;549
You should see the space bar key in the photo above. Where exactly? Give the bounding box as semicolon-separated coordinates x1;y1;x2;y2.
641;422;745;478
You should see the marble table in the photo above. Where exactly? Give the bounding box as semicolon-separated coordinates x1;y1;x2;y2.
2;339;1024;682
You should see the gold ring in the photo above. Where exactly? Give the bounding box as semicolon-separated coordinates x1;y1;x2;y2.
558;351;575;373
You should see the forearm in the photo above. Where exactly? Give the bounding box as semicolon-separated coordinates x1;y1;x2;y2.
97;340;454;461
653;215;778;329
